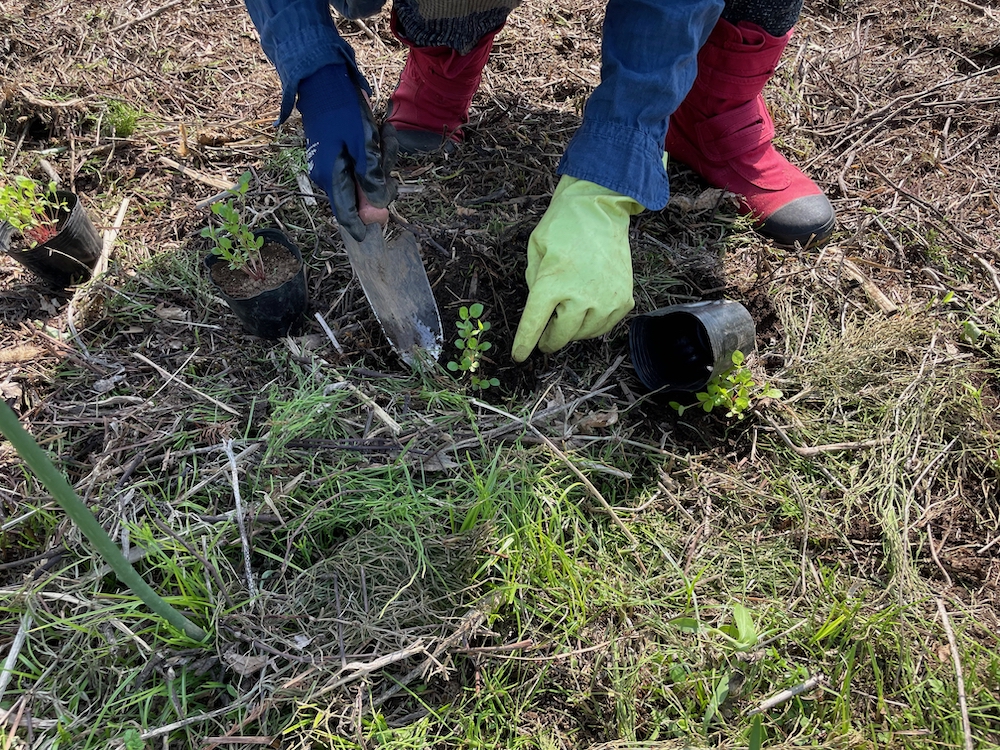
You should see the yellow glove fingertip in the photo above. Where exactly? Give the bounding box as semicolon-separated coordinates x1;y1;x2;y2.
511;329;537;363
512;293;557;362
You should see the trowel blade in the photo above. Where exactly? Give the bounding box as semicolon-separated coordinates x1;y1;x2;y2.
338;224;443;366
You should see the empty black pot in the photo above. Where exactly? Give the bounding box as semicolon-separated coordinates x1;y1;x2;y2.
629;300;756;393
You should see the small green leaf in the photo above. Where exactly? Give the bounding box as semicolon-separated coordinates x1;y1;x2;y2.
480;341;492;352
447;361;459;371
961;320;983;343
732;350;745;366
489;378;499;387
668;616;703;633
703;671;731;730
122;729;144;750
459;306;469;320
732;603;757;649
469;303;484;318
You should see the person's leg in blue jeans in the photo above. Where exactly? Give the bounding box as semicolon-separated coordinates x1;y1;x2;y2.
666;0;836;246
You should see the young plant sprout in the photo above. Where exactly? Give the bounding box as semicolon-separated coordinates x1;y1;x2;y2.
670;350;782;419
200;171;266;282
448;303;500;390
0;174;67;247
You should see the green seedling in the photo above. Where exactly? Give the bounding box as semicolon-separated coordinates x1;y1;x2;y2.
0;169;67;247
104;99;141;138
447;302;500;390
200;171;266;282
670;350;782;419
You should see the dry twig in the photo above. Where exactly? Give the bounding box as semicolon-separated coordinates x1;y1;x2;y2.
133;352;241;416
748;673;827;716
224;439;256;598
937;599;975;750
755;409;883;458
111;0;186;33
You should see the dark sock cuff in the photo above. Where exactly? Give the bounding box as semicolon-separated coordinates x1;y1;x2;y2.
721;0;802;36
394;0;511;53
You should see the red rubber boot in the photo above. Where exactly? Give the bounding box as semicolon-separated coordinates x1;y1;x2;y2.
665;18;835;246
386;12;500;154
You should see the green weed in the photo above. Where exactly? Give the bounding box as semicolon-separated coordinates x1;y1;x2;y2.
670;350;782;418
447;303;500;390
104;100;141;138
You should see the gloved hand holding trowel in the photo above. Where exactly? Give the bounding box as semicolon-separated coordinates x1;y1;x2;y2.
245;0;836;365
277;55;440;364
296;63;395;239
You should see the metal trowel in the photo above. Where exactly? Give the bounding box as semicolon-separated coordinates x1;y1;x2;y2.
337;223;442;366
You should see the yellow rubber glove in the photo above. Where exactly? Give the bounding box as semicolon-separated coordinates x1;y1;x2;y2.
511;175;643;362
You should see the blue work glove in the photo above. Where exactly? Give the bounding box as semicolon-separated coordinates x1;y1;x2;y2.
297;63;398;241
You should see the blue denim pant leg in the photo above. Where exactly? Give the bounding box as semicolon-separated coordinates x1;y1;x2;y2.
558;0;726;211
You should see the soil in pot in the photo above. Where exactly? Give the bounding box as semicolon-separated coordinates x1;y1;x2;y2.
205;230;308;339
208;241;301;297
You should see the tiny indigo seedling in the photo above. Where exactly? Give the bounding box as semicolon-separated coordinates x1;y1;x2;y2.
448;303;500;390
670;350;782;419
200;171;266;282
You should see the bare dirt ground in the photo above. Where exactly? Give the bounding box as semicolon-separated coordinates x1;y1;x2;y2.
2;0;1000;747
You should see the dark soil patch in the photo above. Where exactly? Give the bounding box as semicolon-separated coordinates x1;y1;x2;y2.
208;240;302;299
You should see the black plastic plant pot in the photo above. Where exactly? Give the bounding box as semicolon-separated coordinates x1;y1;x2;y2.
0;191;102;287
204;228;307;339
628;300;756;393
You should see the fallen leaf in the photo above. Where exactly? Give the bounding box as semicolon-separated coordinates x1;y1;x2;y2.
93;374;125;394
575;407;619;433
1;382;24;406
223;651;271;675
410;451;459;472
668;194;695;213
936;643;951;663
154;304;189;322
693;188;728;212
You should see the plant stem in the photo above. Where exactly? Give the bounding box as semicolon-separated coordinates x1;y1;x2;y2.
0;401;208;642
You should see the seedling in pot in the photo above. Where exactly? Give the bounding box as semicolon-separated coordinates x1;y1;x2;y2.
448;303;500;390
200;171;266;282
0;173;67;247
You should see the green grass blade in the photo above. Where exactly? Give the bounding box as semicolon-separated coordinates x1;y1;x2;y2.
0;401;208;642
